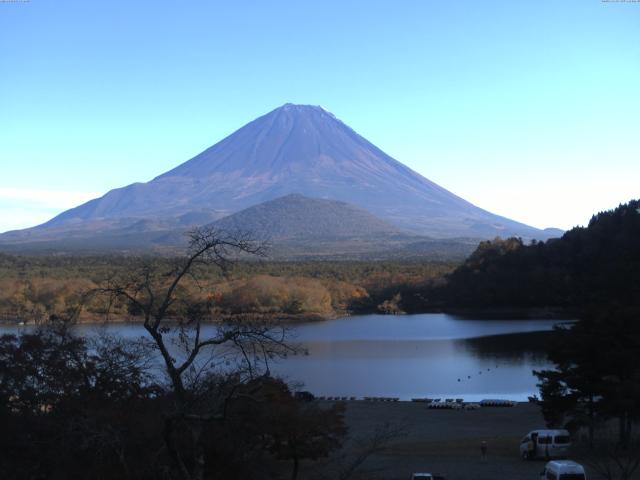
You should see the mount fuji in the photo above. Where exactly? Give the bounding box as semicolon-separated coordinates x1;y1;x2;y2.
0;104;559;254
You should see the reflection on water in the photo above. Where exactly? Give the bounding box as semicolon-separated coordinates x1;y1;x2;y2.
289;314;560;341
460;331;552;362
271;314;560;401
0;314;563;401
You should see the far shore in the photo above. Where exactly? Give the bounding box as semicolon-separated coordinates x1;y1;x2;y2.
0;307;577;327
0;311;336;327
438;306;576;320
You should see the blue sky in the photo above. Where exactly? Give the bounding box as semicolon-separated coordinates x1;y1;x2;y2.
1;0;639;233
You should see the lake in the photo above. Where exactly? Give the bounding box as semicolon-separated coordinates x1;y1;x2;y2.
0;313;563;401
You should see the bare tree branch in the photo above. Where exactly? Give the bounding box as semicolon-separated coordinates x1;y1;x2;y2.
91;227;296;480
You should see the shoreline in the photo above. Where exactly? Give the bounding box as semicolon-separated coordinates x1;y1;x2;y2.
0;308;575;327
437;306;576;320
0;311;336;327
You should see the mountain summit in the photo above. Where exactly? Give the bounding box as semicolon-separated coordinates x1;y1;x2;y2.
3;104;555;246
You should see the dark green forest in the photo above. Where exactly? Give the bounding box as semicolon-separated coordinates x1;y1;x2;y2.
388;199;640;315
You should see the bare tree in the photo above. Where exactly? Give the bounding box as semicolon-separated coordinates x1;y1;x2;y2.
96;227;300;480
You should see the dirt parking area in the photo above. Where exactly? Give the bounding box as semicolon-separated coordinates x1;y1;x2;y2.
323;401;601;480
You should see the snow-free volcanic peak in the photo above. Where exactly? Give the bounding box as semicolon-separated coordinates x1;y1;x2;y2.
2;103;556;244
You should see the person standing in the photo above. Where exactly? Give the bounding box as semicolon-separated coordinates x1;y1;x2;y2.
480;440;488;463
526;436;535;459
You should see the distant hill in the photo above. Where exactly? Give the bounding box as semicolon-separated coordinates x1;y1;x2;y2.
212;194;400;240
210;195;479;261
0;103;561;253
0;194;479;260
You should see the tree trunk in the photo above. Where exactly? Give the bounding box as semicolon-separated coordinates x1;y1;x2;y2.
291;452;299;480
618;414;631;449
191;422;206;480
588;395;595;449
116;447;131;479
164;417;192;480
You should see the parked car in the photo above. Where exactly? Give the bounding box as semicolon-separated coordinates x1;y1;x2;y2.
411;474;445;480
539;460;586;480
520;429;571;459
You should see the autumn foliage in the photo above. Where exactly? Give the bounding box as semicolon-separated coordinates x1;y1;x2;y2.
0;255;453;322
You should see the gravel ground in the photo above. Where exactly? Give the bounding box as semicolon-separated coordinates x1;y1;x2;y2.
317;401;602;480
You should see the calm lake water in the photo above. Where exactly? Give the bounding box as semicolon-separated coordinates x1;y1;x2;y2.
1;314;563;401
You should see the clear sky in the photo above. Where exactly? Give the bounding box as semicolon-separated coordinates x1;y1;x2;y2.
1;0;638;233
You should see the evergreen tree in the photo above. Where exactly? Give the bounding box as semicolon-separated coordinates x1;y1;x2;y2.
535;307;640;447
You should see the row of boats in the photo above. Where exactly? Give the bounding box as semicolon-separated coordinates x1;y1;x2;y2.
314;396;517;406
411;398;517;407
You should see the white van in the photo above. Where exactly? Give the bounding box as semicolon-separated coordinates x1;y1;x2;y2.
520;429;571;459
539;460;586;480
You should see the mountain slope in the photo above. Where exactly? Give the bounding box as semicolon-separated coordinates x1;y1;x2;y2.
1;103;558;246
212;194;400;240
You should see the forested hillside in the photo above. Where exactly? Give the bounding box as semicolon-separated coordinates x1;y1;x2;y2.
212;194;400;239
400;200;640;313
